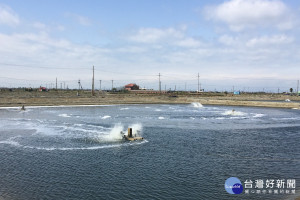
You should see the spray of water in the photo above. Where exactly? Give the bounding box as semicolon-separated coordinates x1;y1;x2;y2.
129;123;143;137
99;123;143;142
191;102;203;108
100;123;124;141
222;110;246;116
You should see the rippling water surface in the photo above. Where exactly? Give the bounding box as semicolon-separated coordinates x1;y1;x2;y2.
0;103;299;199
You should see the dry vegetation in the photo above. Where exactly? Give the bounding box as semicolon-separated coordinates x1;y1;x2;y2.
0;88;300;109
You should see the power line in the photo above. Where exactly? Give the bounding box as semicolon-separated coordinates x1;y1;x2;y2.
0;62;156;77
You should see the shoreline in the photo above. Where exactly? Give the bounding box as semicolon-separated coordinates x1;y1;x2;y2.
1;91;300;109
0;97;299;109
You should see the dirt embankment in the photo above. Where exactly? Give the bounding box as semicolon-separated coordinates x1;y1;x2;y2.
0;89;300;109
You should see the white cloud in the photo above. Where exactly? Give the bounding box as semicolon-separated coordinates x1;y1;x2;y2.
32;22;47;30
128;27;184;43
116;46;147;53
175;37;203;48
218;35;239;46
0;5;19;26
128;27;204;48
76;15;91;26
246;35;294;47
0;32;111;81
205;0;295;31
66;13;91;26
56;25;65;31
32;22;65;32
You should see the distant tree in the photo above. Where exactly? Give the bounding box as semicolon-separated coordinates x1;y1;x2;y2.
290;88;293;93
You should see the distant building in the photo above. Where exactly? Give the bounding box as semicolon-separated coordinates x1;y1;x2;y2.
39;86;48;92
125;83;140;91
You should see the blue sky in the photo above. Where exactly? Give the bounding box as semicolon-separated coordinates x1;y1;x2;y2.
0;0;300;92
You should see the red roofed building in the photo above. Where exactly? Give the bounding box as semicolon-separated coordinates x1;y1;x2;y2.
39;86;48;92
125;83;139;91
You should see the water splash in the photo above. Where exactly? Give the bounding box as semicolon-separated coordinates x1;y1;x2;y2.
253;114;265;118
191;102;203;108
99;123;143;141
101;123;124;141
129;123;143;137
58;114;71;118
222;110;246;116
101;115;111;119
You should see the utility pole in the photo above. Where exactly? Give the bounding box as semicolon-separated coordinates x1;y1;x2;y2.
91;66;95;96
77;79;81;96
56;77;57;90
297;80;299;94
99;80;102;91
158;73;161;93
197;73;200;93
278;88;280;94
111;80;114;91
64;82;65;90
60;82;62;89
185;82;187;91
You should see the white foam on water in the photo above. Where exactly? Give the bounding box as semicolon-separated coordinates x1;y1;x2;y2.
26;139;149;151
101;115;111;119
272;117;299;121
190;117;195;120
191;102;203;108
155;109;162;112
292;108;298;110
63;126;103;135
120;108;129;110
58;114;71;118
0;137;22;147
0;124;148;151
216;117;225;120
0;136;148;151
253;113;265;118
145;107;150;109
229;116;246;119
222;110;246;116
158;116;165;120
